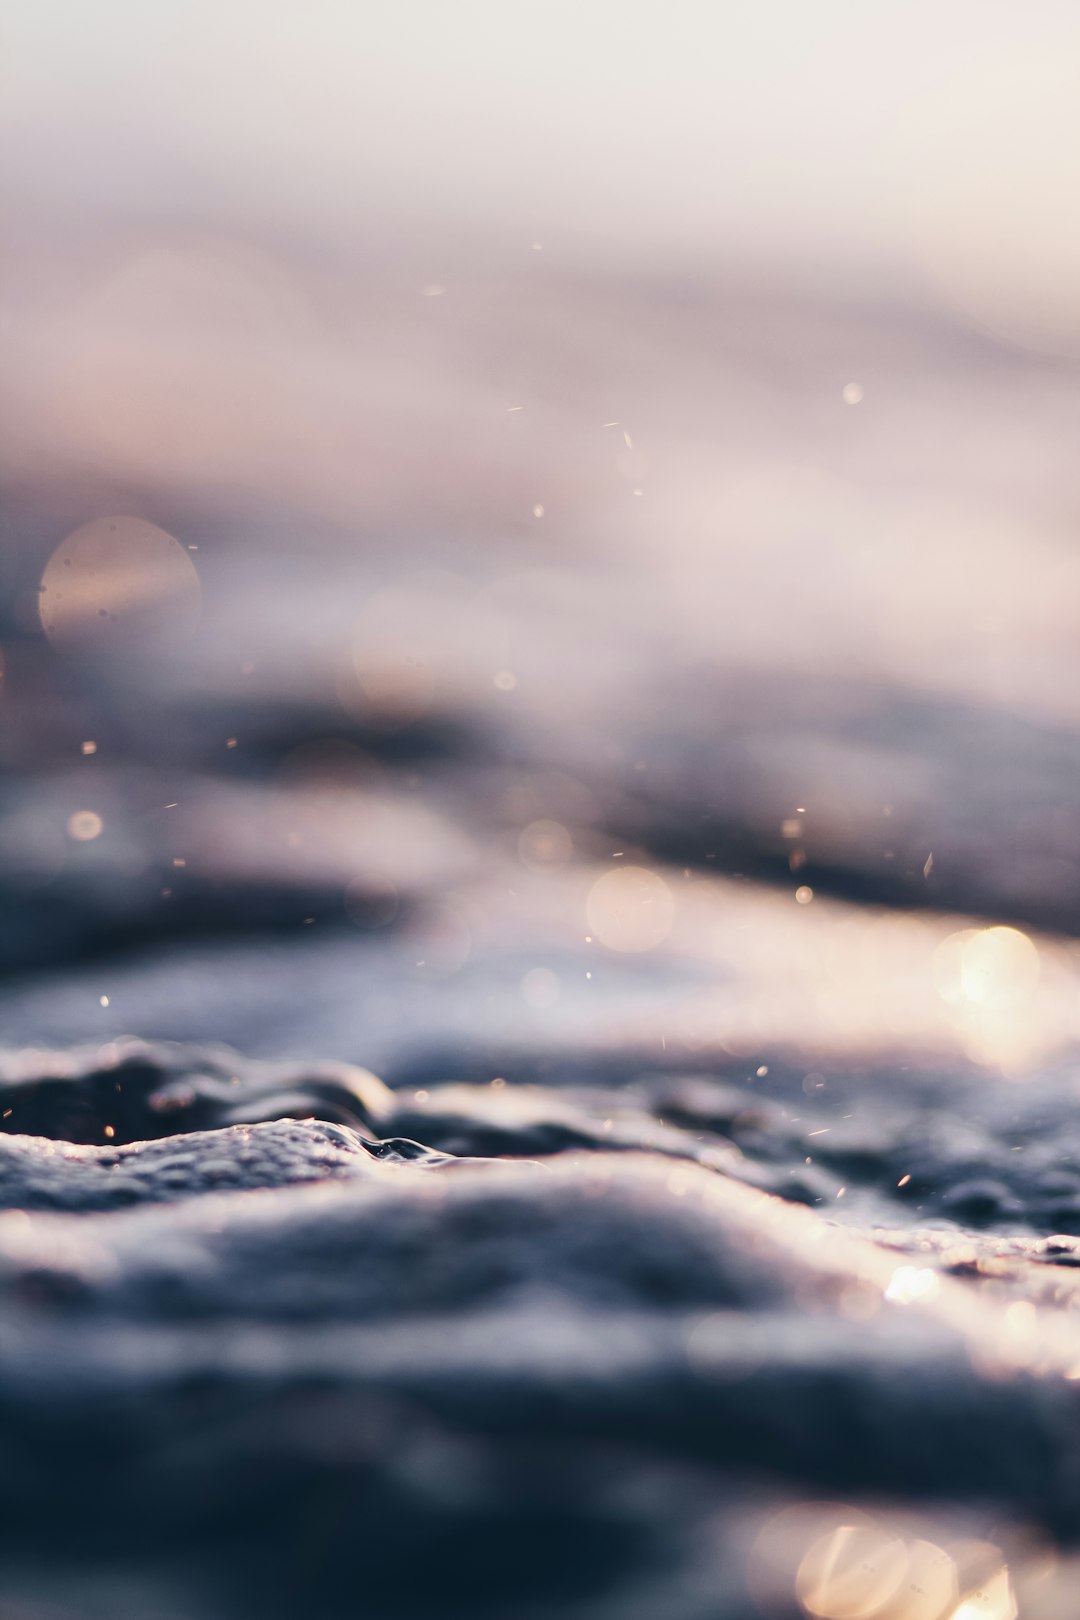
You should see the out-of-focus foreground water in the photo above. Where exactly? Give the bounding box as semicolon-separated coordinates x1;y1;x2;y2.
3;5;1080;1617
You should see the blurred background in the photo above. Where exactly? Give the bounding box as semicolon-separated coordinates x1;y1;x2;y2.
3;0;1080;1086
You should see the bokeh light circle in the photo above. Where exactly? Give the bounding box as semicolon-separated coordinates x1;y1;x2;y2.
586;865;674;953
39;516;201;654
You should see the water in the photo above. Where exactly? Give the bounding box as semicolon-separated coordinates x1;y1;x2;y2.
0;1041;1078;1617
4;271;1080;1618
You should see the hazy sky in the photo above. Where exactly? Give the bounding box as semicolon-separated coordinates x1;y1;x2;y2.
4;0;1080;339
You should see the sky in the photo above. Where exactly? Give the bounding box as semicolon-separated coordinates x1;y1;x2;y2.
3;0;1080;343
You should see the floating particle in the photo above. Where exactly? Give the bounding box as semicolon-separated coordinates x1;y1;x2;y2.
795;885;814;905
756;1064;768;1077
842;382;864;404
421;284;445;297
67;810;103;841
99;995;109;1007
103;1125;115;1139
532;504;545;518
226;737;238;748
924;852;934;877
80;740;97;756
494;670;517;691
898;1173;912;1187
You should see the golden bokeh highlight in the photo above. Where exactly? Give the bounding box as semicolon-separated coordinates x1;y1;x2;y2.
67;810;103;842
796;1522;911;1619
753;1503;1015;1620
39;517;201;653
949;1541;1017;1620
933;927;1040;1012
586;865;675;953
884;1266;940;1307
930;925;1043;1069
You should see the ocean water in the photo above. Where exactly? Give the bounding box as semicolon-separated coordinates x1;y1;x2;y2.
3;269;1080;1619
